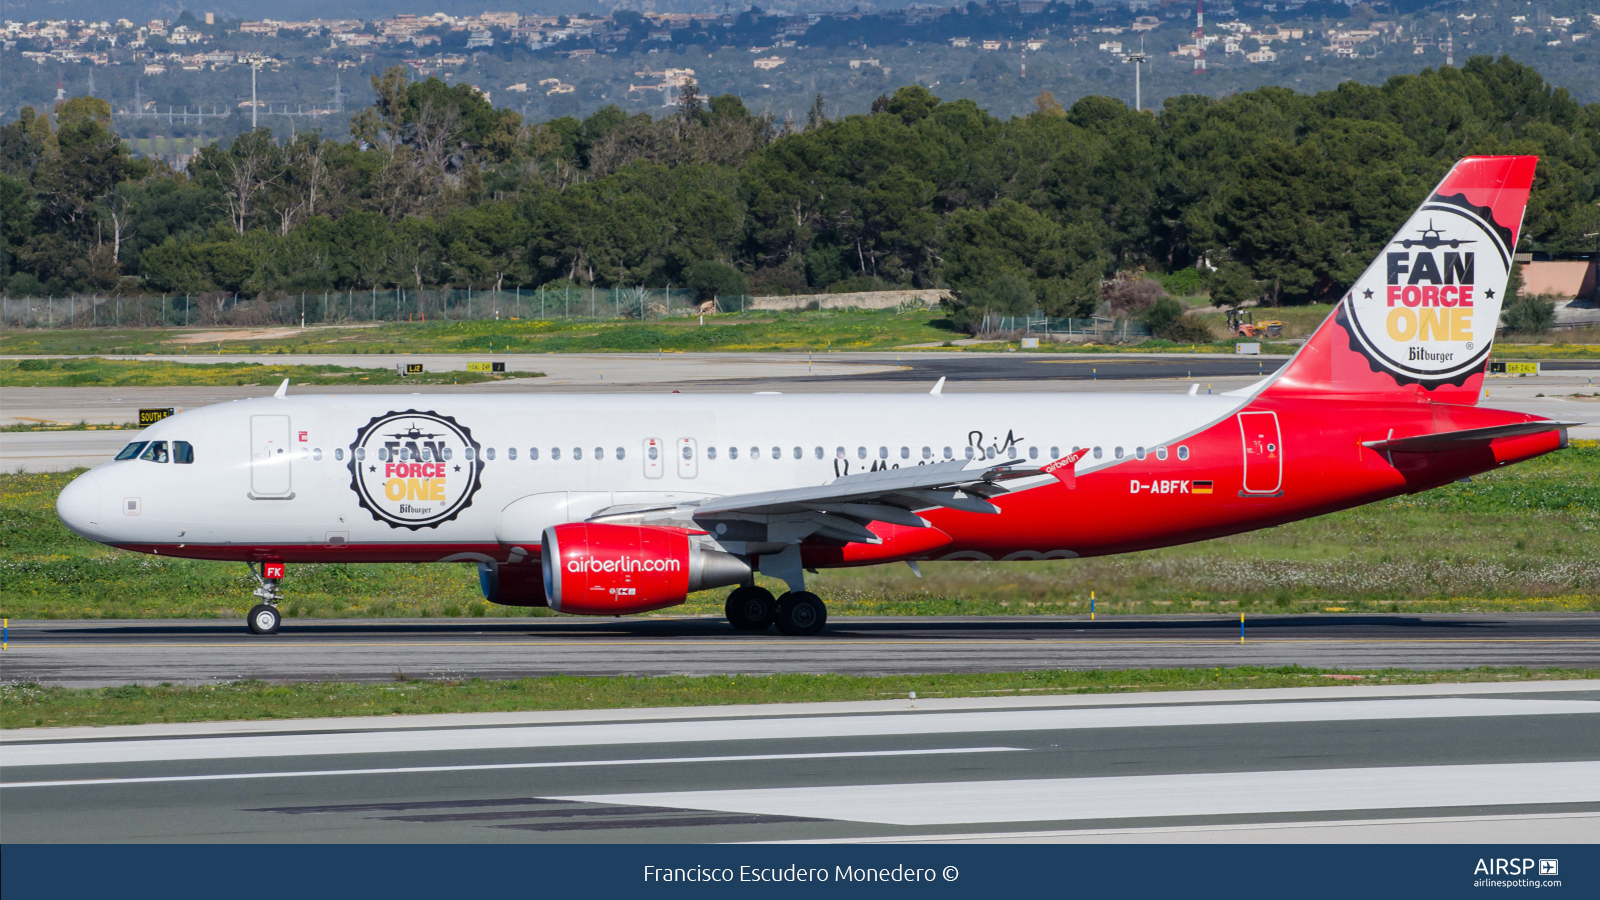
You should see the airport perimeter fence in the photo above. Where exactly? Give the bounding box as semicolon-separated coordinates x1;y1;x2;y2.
982;313;1154;341
0;287;782;329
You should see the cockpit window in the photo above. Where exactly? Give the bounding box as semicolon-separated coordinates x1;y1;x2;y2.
115;442;149;461
139;441;169;463
174;441;194;464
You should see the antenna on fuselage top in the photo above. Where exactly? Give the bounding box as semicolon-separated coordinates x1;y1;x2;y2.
930;377;945;395
274;379;289;399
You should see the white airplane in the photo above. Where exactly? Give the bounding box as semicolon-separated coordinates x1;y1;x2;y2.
56;156;1577;636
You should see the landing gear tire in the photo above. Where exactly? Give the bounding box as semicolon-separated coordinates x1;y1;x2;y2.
726;585;777;631
247;604;281;635
774;591;827;637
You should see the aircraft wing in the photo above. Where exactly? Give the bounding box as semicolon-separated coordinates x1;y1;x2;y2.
589;458;1049;548
1362;420;1583;453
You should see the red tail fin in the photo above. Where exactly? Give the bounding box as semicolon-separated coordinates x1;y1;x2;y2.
1261;155;1537;405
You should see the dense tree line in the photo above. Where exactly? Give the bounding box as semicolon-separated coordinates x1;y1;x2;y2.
2;56;1596;326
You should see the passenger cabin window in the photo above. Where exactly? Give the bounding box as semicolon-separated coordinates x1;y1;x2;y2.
707;447;718;460
140;441;169;463
857;447;867;459
377;447;390;461
1177;445;1190;461
334;448;343;462
648;445;658;460
116;441;148;461
1135;447;1146;460
508;447;517;460
879;446;888;459
922;447;932;459
1029;447;1038;460
901;447;910;459
729;447;739;459
312;448;323;461
1115;447;1125;459
442;448;453;460
530;447;540;460
836;447;846;459
1156;447;1168;461
1051;446;1060;458
750;447;760;459
595;447;604;460
681;445;692;460
465;448;476;461
1093;447;1103;459
944;447;953;459
486;448;495;460
1007;446;1018;459
616;447;625;460
773;447;782;460
552;447;562;460
964;447;975;460
573;447;584;460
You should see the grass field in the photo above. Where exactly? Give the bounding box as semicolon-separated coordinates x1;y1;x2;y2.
4;667;1592;729
3;442;1595;621
0;357;540;388
5;307;1595;359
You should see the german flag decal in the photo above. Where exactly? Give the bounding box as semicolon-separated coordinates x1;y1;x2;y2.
1191;480;1214;495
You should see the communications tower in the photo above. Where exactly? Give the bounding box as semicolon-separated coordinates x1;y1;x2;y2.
1194;0;1207;74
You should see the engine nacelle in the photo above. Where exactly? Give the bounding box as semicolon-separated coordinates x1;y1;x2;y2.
541;523;751;615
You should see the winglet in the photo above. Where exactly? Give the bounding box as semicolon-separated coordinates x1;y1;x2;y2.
930;377;945;395
274;378;289;399
1041;448;1091;490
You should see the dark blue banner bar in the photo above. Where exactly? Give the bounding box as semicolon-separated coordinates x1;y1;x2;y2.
3;844;1593;899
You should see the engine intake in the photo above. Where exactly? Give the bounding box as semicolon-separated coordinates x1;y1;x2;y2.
541;523;751;615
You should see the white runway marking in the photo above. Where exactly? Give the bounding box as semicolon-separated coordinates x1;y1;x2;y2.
561;761;1600;826
0;747;1020;789
5;697;1596;767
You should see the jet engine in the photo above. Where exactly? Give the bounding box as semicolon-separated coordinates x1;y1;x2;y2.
541;523;751;615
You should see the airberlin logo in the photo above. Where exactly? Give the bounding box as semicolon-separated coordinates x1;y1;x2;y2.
566;556;682;574
1343;197;1510;387
349;410;482;530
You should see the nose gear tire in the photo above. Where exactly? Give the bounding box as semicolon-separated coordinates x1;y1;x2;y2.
247;604;282;635
775;591;826;636
726;585;777;631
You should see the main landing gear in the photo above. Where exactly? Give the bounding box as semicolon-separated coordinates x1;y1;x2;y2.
724;585;827;636
246;562;283;635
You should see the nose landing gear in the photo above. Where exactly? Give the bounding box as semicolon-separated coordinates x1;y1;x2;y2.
246;561;284;635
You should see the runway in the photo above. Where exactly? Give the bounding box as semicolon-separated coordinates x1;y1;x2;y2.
2;682;1596;842
6;614;1599;687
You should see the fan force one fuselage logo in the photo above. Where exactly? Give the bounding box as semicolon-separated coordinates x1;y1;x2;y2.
348;410;482;529
1343;195;1512;387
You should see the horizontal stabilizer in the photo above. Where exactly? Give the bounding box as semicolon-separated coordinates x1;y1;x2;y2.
1362;421;1582;453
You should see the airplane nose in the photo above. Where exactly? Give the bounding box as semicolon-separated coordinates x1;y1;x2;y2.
56;471;103;538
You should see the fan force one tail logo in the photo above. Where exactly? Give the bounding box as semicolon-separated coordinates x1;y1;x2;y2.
1343;195;1512;387
349;410;483;530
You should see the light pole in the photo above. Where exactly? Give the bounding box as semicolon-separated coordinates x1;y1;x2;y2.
249;56;264;129
1123;37;1150;112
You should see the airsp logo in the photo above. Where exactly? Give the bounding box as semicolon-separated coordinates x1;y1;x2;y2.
349;410;483;530
1343;195;1511;387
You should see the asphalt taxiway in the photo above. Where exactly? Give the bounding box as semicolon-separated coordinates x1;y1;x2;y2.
3;681;1596;842
5;614;1598;687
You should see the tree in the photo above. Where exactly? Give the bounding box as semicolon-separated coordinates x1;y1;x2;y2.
1209;263;1261;308
1501;293;1555;334
886;86;940;125
686;259;748;302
